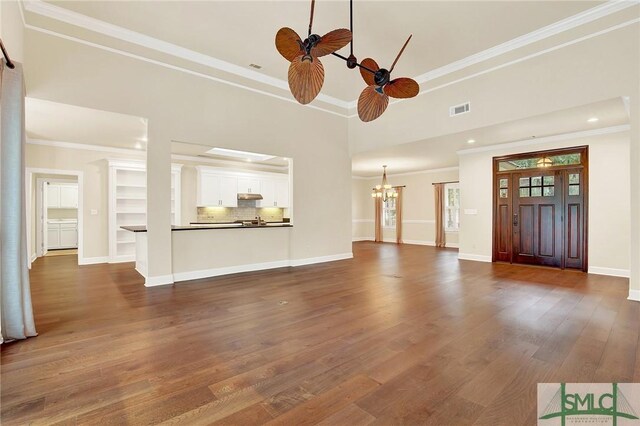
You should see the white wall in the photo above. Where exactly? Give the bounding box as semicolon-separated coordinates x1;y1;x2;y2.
25;29;352;281
458;131;631;275
352;168;459;246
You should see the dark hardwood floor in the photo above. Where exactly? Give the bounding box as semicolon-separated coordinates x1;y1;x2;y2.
1;242;638;425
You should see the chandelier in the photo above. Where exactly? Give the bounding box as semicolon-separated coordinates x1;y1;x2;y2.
371;166;398;202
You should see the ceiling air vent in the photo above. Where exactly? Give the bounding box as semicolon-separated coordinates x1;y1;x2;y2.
449;102;470;117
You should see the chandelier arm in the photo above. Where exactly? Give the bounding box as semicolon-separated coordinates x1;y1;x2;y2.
331;52;377;74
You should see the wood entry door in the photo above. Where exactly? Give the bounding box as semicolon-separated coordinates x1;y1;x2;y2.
512;171;563;267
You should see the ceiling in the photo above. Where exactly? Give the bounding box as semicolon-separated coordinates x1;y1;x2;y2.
26;97;148;149
39;0;602;101
171;141;290;168
351;97;630;177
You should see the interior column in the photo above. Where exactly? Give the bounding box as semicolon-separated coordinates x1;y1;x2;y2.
145;119;173;286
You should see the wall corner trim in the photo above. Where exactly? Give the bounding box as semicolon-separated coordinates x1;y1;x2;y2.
628;289;640;302
145;274;175;287
588;266;630;278
458;253;492;262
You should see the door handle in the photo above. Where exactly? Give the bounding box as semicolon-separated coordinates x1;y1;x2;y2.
513;213;518;227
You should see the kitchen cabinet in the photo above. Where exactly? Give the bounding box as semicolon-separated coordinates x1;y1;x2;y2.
47;221;78;249
275;178;290;208
197;171;238;207
237;177;261;194
259;178;289;208
47;183;78;208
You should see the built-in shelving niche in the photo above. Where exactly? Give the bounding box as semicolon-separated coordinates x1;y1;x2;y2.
108;159;182;263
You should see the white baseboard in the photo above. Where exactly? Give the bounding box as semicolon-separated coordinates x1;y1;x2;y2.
30;253;37;263
78;256;109;265
628;289;640;302
352;237;458;249
145;274;175;287
173;259;291;283
172;253;353;283
290;252;353;267
588;266;630;278
109;255;135;264
458;253;492;262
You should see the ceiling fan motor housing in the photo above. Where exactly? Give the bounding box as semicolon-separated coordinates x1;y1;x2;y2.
374;69;391;86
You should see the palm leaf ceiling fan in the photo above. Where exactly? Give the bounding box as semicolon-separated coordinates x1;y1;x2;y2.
275;0;419;122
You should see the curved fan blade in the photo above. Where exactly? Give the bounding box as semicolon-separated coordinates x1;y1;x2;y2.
288;55;324;104
358;85;389;122
359;58;379;86
276;27;303;62
313;28;352;57
384;77;419;99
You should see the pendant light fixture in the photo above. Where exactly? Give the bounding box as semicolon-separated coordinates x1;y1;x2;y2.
537;157;553;168
371;165;398;202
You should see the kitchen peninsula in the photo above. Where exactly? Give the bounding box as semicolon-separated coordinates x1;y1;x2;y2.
119;155;301;286
122;223;293;285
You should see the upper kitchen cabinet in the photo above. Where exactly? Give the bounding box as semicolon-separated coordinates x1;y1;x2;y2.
259;177;289;208
237;177;261;194
196;167;238;207
47;183;78;208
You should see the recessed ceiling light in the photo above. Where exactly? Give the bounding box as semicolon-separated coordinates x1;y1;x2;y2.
587;117;599;123
467;139;476;144
134;142;143;150
249;64;262;69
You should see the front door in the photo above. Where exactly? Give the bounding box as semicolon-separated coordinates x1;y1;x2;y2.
512;170;563;267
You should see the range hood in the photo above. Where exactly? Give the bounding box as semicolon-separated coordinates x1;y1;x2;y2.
237;193;263;201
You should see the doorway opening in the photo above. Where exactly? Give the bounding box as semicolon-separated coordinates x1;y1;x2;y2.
26;169;84;266
492;146;588;271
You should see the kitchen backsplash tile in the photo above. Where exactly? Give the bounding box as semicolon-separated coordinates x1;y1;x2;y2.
197;201;284;222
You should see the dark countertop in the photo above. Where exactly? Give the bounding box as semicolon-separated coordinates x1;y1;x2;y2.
120;224;293;233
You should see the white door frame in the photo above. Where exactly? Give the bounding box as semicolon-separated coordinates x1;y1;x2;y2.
36;177;78;257
26;168;84;267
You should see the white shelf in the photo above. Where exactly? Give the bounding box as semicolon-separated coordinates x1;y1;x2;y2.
109;160;182;263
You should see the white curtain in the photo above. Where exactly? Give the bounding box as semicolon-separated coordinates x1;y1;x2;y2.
0;60;37;343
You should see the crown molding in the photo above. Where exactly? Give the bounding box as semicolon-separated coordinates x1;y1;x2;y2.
27;138;146;155
413;0;638;85
456;125;630;155
27;138;288;172
352;166;459;179
22;0;350;109
22;0;638;117
347;15;640;112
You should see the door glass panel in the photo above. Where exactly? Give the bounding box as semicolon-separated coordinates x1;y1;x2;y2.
498;152;581;171
499;178;508;189
543;176;554;186
499;189;508;198
519;188;530;197
531;176;542;186
569;184;580;196
519;177;530;187
543;186;555;197
531;187;542;197
569;173;580;184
